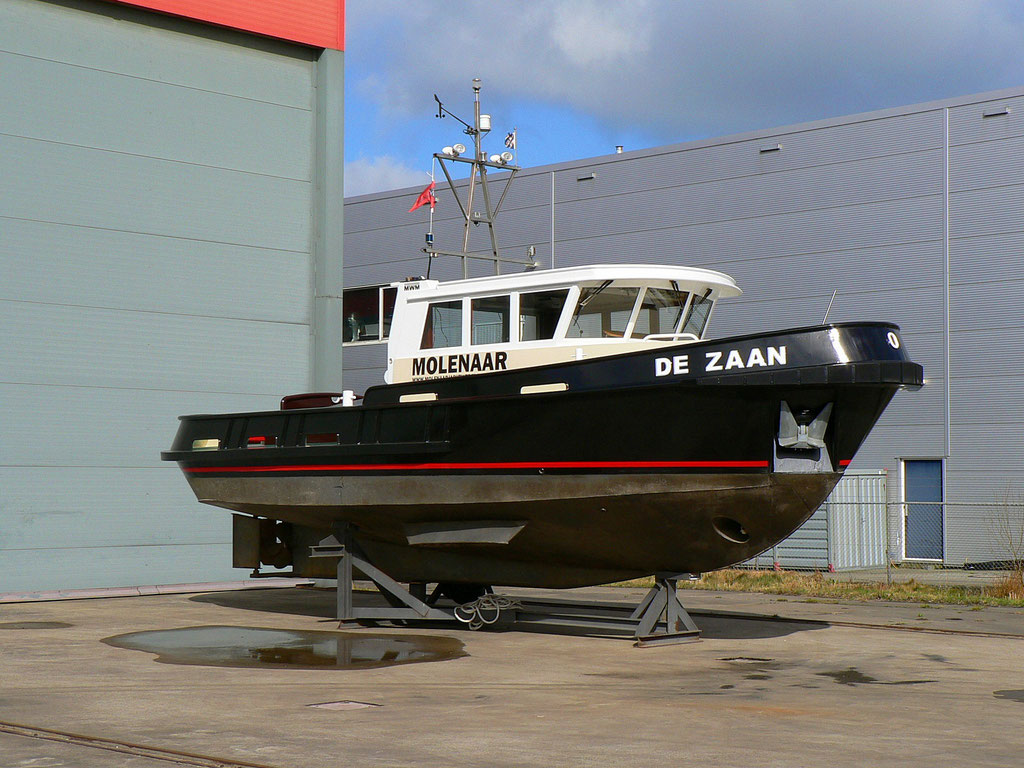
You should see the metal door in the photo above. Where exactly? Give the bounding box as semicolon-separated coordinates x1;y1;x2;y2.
904;460;943;560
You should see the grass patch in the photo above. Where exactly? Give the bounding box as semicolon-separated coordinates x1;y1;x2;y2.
612;569;1024;607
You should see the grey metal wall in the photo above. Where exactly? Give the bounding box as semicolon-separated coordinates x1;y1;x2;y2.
343;87;1024;566
945;94;1024;564
1;0;319;591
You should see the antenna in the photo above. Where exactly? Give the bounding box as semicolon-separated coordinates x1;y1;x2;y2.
822;289;838;324
432;93;472;131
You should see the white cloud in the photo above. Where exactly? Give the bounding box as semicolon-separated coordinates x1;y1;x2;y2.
347;0;1024;142
549;0;653;67
344;155;427;197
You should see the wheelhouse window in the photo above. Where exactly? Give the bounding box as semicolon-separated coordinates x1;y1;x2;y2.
520;289;569;341
681;291;714;338
381;287;398;339
421;300;463;349
632;287;690;337
471;295;510;345
343;285;398;343
566;284;640;338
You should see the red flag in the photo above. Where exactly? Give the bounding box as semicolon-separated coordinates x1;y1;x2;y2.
408;181;437;212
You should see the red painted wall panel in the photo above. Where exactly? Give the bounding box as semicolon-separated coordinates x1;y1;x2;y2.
112;1;344;50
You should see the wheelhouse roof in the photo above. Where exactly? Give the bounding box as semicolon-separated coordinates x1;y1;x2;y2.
394;264;742;300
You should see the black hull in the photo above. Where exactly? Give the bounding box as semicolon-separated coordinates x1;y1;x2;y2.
186;471;841;587
164;323;922;588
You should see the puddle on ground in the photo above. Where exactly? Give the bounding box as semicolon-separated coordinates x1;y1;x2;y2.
308;700;380;710
101;626;466;670
993;690;1024;703
716;657;782;685
817;668;936;687
720;657;784;671
0;621;73;630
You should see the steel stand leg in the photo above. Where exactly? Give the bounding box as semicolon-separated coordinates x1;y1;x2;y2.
630;573;701;646
310;525;457;626
334;524;355;624
309;523;359;626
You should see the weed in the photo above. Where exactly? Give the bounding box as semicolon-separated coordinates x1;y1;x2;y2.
609;569;1024;608
988;572;1024;601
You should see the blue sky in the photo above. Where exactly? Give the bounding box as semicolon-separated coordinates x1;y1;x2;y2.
343;0;1024;197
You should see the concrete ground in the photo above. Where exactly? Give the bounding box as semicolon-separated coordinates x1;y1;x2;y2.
2;585;1024;767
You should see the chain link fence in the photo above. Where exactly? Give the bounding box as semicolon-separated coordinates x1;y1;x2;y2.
738;474;1024;583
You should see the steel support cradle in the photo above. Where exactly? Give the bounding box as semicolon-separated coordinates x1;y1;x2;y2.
312;525;701;646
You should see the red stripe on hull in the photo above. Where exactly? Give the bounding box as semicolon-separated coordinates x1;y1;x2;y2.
184;460;771;474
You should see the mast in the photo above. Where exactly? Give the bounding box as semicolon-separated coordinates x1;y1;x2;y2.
427;78;536;277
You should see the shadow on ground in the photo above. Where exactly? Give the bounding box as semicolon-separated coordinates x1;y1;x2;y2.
690;614;826;640
190;588;825;641
191;587;337;618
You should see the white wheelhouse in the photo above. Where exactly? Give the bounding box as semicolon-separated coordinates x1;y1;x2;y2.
385;264;742;384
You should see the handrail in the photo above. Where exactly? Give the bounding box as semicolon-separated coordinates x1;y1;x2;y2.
641;332;701;343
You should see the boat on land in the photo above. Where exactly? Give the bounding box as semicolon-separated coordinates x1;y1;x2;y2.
163;262;923;589
163;79;922;596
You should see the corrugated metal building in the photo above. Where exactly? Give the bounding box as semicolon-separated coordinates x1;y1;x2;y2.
343;86;1024;567
1;0;345;593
